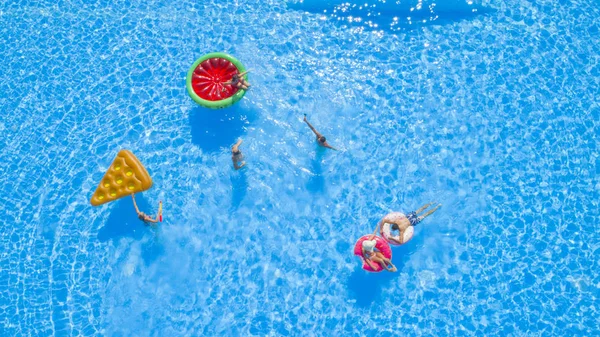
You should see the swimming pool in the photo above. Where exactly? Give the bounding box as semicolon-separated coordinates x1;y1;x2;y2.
1;0;598;335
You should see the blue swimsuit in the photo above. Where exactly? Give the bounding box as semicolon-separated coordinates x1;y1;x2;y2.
407;212;422;226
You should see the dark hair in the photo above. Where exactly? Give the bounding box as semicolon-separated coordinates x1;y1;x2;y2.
391;223;399;231
138;213;145;220
319;136;326;142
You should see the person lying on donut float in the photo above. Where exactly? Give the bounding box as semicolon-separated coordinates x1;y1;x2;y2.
361;236;397;272
379;202;442;245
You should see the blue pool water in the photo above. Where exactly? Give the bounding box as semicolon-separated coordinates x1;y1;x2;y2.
1;0;599;335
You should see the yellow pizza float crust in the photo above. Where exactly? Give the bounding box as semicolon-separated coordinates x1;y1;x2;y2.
90;150;153;206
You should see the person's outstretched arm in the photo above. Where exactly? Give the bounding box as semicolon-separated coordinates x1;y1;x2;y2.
303;114;322;138
370;222;381;239
238;70;250;77
322;142;337;151
390;233;404;245
131;194;141;214
232;139;243;152
156;202;162;222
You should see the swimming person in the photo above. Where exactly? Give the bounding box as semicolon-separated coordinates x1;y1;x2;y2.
232;139;246;170
379;202;442;245
223;70;251;90
362;231;397;272
131;193;160;226
303;114;337;150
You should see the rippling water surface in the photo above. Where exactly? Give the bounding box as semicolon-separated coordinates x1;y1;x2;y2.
0;0;598;335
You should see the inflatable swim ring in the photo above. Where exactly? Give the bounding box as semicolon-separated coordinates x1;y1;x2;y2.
379;212;414;246
186;52;248;109
353;235;392;273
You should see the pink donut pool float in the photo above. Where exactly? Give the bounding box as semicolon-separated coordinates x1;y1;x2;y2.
379;212;414;246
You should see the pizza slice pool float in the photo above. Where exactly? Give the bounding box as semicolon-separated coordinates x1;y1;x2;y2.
186;52;248;109
90;150;153;206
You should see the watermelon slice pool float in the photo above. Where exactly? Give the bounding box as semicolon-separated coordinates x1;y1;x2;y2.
186;52;248;109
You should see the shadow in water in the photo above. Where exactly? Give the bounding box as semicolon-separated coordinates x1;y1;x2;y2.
98;196;145;242
230;169;248;211
289;0;495;33
98;194;164;265
189;104;256;153
347;267;396;307
347;233;423;307
307;147;327;193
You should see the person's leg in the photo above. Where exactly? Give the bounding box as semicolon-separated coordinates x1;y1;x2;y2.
375;252;391;264
415;202;434;215
373;254;396;271
419;204;441;220
369;256;388;269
